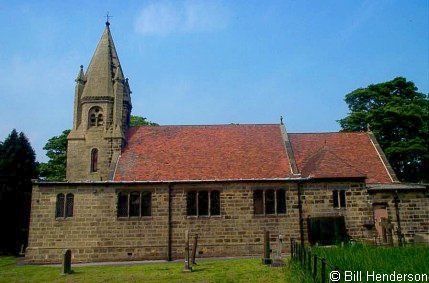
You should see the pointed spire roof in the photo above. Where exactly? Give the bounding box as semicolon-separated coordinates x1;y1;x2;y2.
75;65;86;83
82;23;125;98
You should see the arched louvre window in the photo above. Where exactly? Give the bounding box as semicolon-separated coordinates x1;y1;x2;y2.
97;114;103;126
90;114;96;126
88;107;104;127
90;148;98;172
56;193;65;218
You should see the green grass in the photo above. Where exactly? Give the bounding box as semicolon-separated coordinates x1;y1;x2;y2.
0;257;304;283
312;244;429;274
293;244;429;283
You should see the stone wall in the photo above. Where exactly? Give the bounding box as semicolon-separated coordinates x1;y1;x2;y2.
301;182;375;243
26;181;428;264
169;183;301;259
370;190;429;243
26;184;169;263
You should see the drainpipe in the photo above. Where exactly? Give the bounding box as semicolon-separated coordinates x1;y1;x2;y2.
167;183;173;261
393;190;403;246
297;182;305;246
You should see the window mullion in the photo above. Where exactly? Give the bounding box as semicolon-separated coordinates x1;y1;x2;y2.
263;190;266;215
139;192;142;217
63;200;66;219
274;189;277;215
208;191;211;217
196;191;199;217
127;193;131;218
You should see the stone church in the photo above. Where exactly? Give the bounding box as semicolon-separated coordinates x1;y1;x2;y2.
26;22;428;263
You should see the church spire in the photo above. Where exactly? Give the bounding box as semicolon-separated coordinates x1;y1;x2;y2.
67;21;132;182
81;22;121;98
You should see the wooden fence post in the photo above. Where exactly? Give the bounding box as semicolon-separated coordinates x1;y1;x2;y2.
191;234;198;265
313;255;317;280
321;258;326;283
301;247;307;268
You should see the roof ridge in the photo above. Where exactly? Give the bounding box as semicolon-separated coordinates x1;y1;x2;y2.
288;131;367;135
131;123;281;127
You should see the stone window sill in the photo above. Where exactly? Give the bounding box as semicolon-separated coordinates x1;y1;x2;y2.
186;215;222;219
55;217;73;221
253;213;288;217
117;216;153;220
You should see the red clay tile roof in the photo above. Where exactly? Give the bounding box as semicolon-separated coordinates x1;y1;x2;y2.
114;125;294;182
300;147;366;179
288;132;394;184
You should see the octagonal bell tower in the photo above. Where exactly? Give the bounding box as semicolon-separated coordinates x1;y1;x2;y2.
66;21;132;181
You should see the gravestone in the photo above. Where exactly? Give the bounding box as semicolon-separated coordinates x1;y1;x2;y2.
262;230;272;264
380;218;394;245
62;249;72;275
191;234;198;265
271;235;284;267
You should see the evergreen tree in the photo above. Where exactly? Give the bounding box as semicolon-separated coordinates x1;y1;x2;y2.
0;129;37;254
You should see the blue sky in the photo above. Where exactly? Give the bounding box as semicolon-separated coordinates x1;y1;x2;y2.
0;0;428;162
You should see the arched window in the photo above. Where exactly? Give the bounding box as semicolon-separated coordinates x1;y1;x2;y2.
55;193;74;218
66;194;74;217
90;148;98;172
56;193;65;218
88;107;103;127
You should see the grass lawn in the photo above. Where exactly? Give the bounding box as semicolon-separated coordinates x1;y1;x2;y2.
0;257;304;283
293;244;429;283
312;244;429;274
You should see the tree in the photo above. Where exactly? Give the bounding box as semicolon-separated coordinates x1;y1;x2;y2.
38;130;70;181
130;115;159;126
38;116;157;181
0;129;37;254
0;129;37;186
338;77;429;183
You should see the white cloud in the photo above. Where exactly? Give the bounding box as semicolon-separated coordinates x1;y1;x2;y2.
134;0;231;35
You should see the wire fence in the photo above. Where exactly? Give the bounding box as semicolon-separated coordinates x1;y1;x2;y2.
290;239;344;283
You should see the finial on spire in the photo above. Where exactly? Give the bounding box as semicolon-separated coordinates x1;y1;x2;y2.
105;12;112;26
280;115;284;125
75;65;86;83
366;123;371;132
